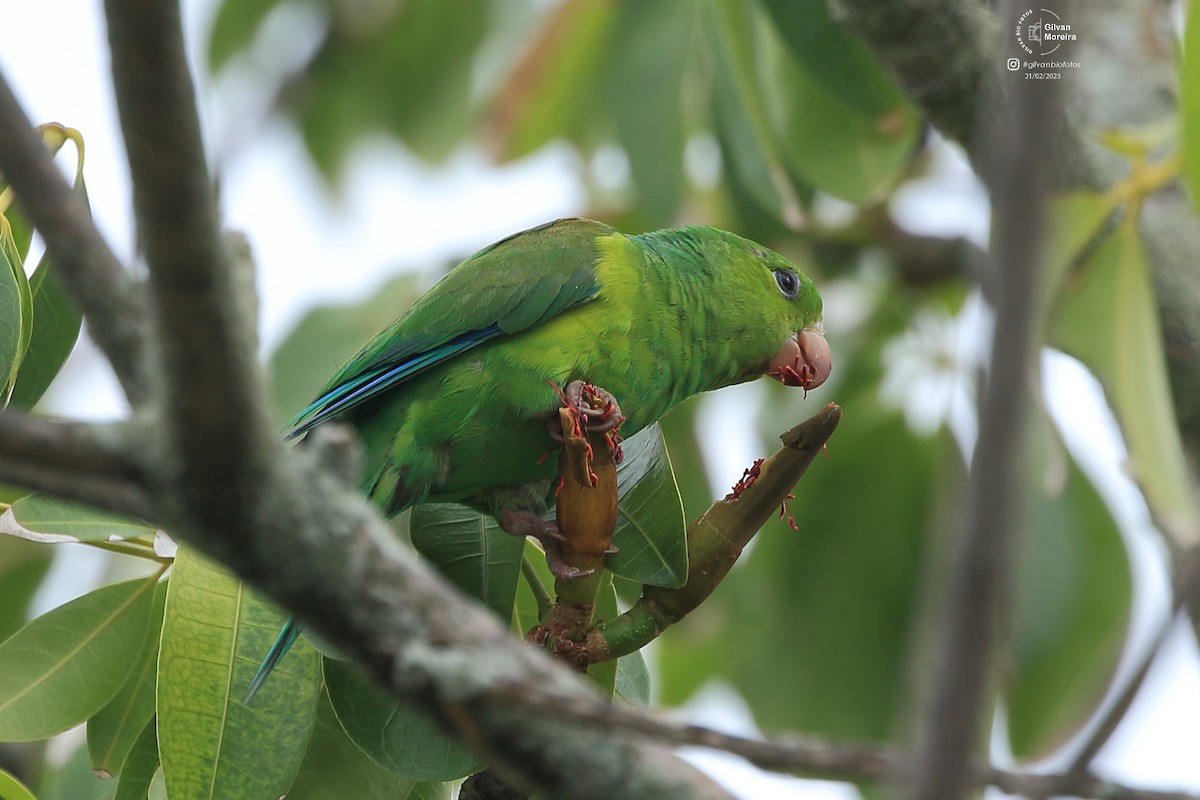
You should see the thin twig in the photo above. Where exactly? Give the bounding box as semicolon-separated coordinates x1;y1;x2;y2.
493;683;1200;800
1064;546;1200;778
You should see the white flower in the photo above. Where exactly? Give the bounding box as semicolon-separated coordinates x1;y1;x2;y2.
879;294;989;442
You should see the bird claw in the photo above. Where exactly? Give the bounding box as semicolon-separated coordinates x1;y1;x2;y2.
498;508;594;580
546;380;625;441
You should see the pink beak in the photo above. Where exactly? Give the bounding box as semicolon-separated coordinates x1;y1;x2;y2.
767;325;832;391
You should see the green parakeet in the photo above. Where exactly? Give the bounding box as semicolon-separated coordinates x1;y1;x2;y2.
245;217;830;700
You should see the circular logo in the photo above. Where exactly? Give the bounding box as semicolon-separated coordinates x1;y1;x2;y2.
1014;8;1077;57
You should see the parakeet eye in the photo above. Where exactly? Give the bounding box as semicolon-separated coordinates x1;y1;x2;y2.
774;269;800;300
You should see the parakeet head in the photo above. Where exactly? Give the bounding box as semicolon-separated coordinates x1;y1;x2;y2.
664;227;831;393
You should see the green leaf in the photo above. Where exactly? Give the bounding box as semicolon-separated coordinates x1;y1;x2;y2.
32;739;111;800
732;413;942;738
512;539;553;634
1048;222;1200;547
770;39;919;204
488;0;617;160
0;768;37;800
112;719;160;800
604;424;688;589
287;691;418;800
758;0;907;117
147;769;166;800
705;0;803;226
0;238;27;404
1180;2;1200;208
1006;420;1131;760
207;0;284;72
602;1;691;228
409;503;524;621
0;576;157;741
585;574;620;699
9;254;83;409
157;545;321;800
0;536;52;642
1042;191;1119;298
658;396;717;524
408;782;452;800
291;0;488;175
323;658;479;781
615;651;651;706
0;494;156;544
88;580;168;777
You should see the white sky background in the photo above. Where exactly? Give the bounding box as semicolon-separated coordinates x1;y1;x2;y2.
4;1;1200;798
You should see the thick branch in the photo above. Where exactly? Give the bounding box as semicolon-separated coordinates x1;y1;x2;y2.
0;73;150;403
104;0;280;533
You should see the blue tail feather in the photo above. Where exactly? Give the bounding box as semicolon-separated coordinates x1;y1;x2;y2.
243;617;304;703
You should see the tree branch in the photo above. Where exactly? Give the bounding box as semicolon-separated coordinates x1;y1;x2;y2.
485;684;1200;800
895;4;1060;800
0;73;151;404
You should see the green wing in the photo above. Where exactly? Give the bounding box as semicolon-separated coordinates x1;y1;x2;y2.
290;218;613;434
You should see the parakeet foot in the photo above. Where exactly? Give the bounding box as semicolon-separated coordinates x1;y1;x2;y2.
548;381;624;437
498;508;595;580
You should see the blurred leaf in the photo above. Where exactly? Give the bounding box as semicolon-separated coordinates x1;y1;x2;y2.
722;408;943;738
658;396;716;523
602;2;692;228
615;650;650;706
1095;120;1177;160
488;0;617;160
705;0;803;227
0;576;157;741
605;424;688;588
33;739;112;800
1043;191;1119;297
1181;4;1200;208
290;0;489;175
1006;419;1131;760
9;254;83;409
157;546;320;800
410;503;524;621
409;782;452;800
146;769;165;800
0;536;52;642
0;239;27;403
758;0;907;117
512;538;553;633
207;0;285;72
323;658;479;781
0;768;37;800
0;494;156;544
586;573;620;698
1048;222;1200;547
88;580;168;778
770;39;919;204
111;720;159;800
287;692;418;800
269;272;423;428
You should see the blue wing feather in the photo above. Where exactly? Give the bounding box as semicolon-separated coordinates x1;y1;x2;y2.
288;325;505;437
